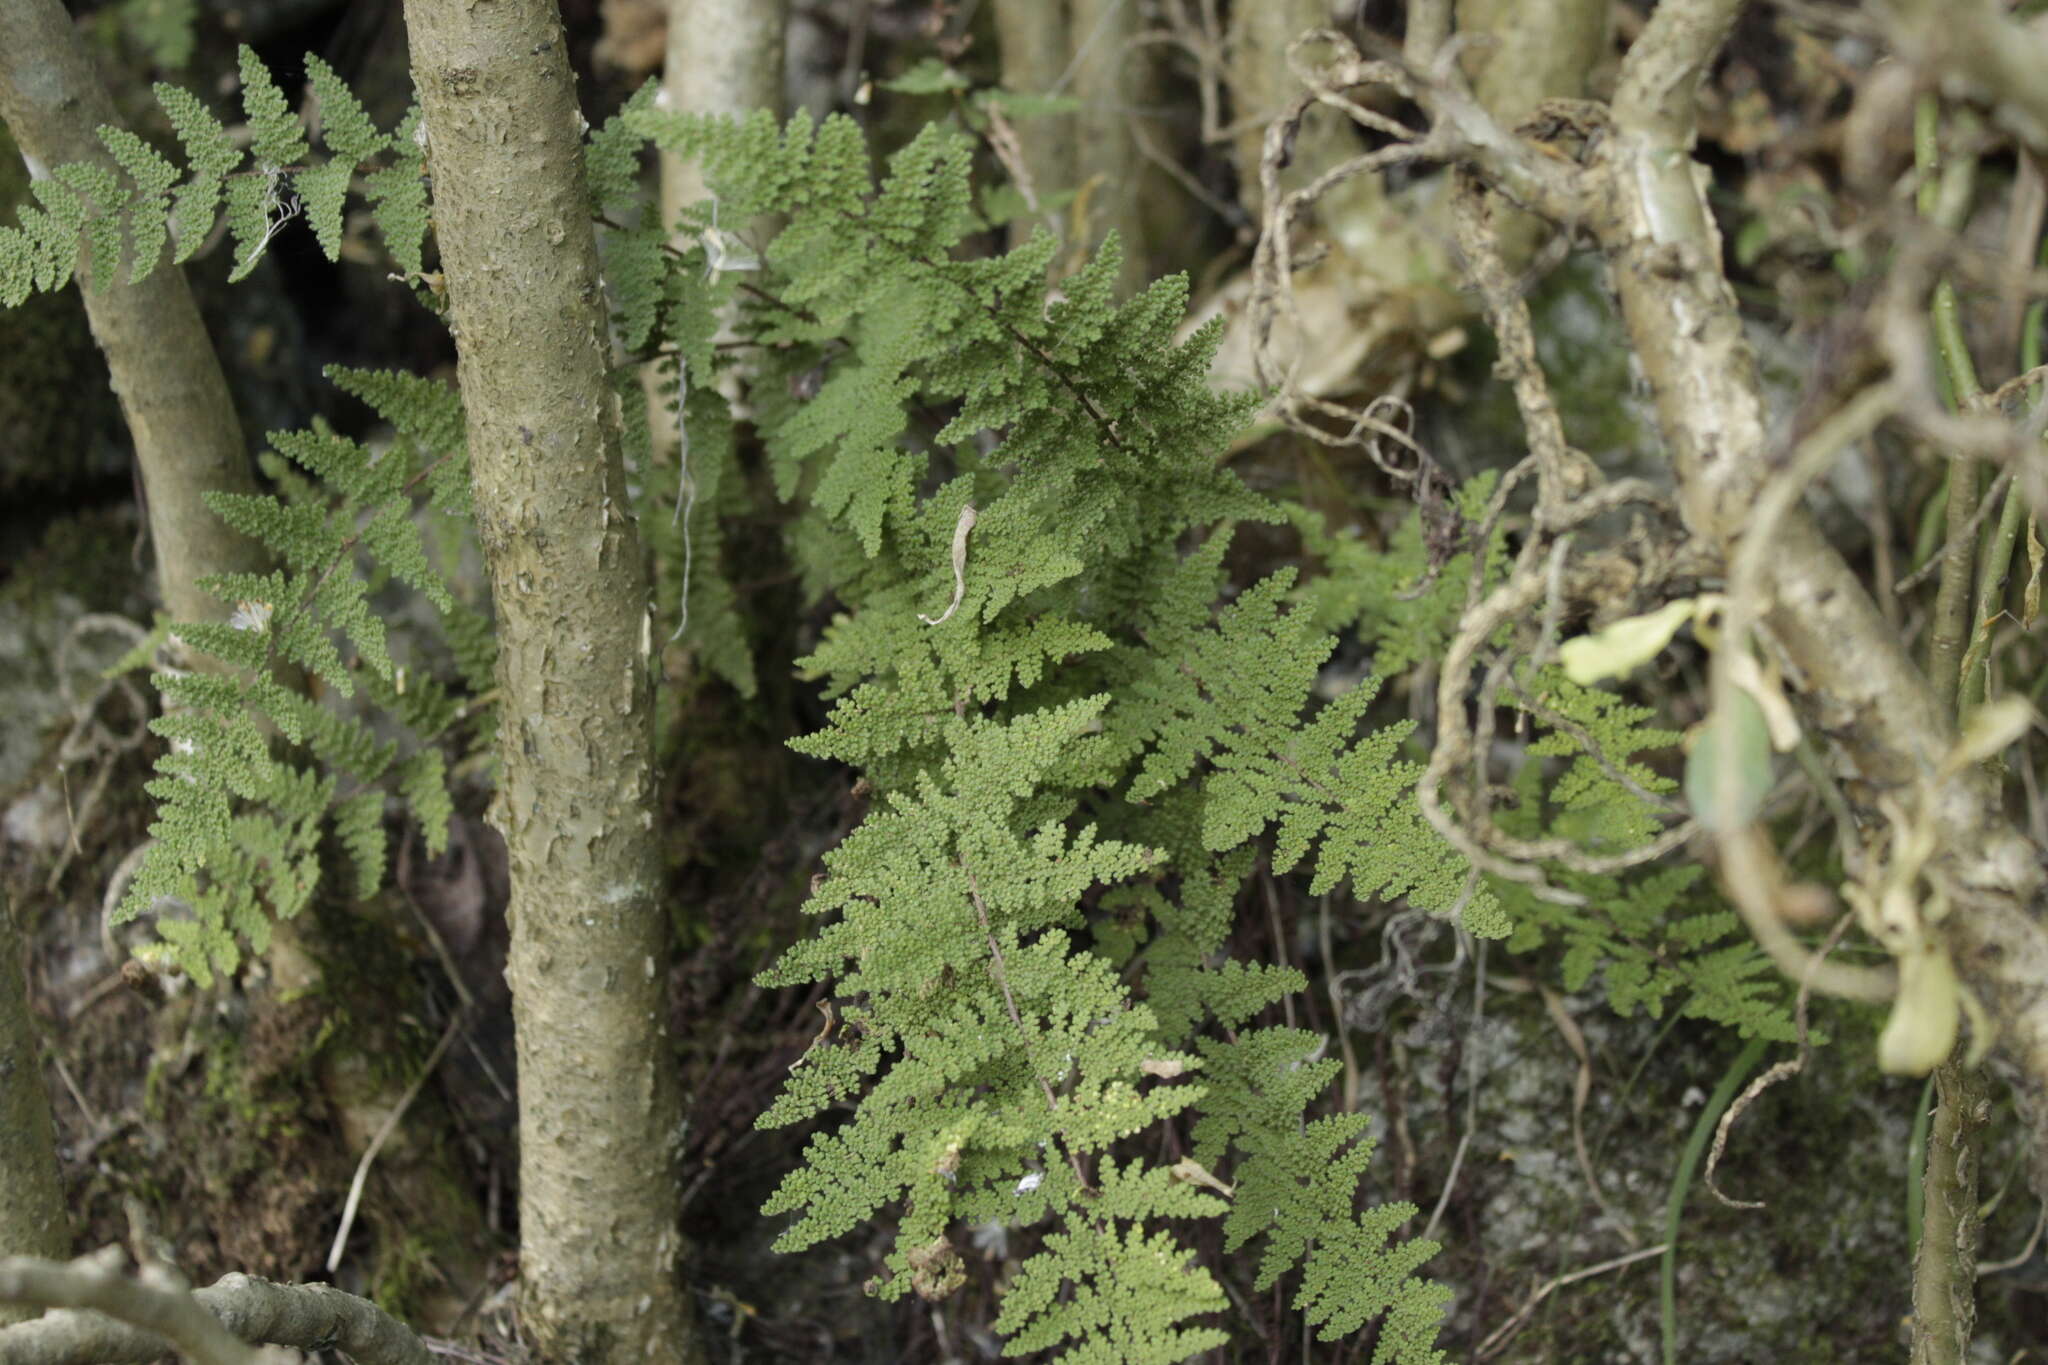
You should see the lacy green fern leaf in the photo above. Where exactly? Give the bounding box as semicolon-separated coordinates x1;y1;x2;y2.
155;81;240;262
992;1222;1230;1364
364;110;429;277
98;128;179;281
116;369;480;981
601;102;1473;1358
1491;694;1797;1040
1115;562;1499;933
1513;665;1683;852
1298;469;1506;675
4;49;427;300
298;54;388;259
332;788;387;899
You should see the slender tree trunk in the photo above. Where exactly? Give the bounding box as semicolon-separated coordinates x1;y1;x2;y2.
1069;0;1154;293
657;0;786;219
993;0;1074;248
642;0;787;453
1911;1059;1986;1365
0;0;269;631
1226;0;1346;217
400;1;698;1360
0;888;70;1324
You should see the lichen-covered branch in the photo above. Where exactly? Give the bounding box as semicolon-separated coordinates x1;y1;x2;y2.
0;1252;430;1365
1586;0;2048;1160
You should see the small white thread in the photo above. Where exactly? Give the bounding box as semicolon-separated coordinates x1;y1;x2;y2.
668;356;697;643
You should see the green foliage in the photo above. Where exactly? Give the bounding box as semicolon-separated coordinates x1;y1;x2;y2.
600;104;1465;1359
1493;668;1798;1041
112;0;200;70
115;366;483;985
0;46;422;303
1516;667;1682;852
1117;550;1505;936
2;48;1787;1356
1297;470;1508;675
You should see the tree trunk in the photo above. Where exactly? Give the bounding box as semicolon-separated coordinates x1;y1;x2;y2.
1911;1060;1986;1365
657;0;786;220
1069;0;1155;294
642;0;788;451
1226;0;1348;216
0;887;70;1324
399;1;699;1360
0;0;270;631
993;0;1074;248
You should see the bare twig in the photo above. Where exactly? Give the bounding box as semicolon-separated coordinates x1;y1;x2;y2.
327;1010;469;1274
0;1249;431;1365
1978;1197;2048;1277
1705;915;1855;1209
1474;1243;1669;1361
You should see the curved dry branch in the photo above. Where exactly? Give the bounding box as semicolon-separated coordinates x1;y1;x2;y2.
0;1252;430;1365
1575;0;2048;1154
1877;0;2048;153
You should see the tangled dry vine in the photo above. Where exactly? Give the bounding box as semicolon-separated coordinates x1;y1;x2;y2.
1245;4;2048;1194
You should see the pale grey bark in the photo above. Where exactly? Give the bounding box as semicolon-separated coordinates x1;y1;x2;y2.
1226;0;1346;214
0;889;69;1326
658;0;787;219
1458;0;1610;265
993;0;1074;246
1589;0;2048;1183
643;0;787;457
399;0;698;1359
1460;0;1610;128
0;1254;430;1365
0;0;269;631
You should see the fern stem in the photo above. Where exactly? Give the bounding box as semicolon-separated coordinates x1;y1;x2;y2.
961;858;1095;1195
1659;1035;1768;1365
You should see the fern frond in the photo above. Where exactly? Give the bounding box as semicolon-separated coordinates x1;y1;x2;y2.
113;367;483;981
363;109;429;277
2;49;429;299
605;104;1475;1358
991;1222;1230;1364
